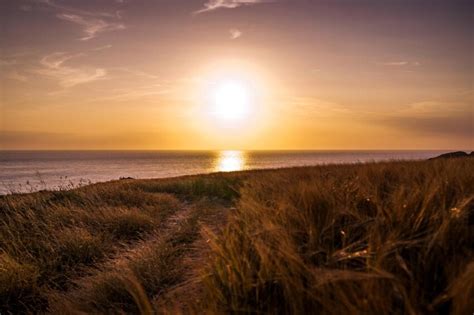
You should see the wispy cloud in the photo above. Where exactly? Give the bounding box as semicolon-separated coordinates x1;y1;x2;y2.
287;97;353;118
90;44;113;52
382;61;408;66
378;61;421;67
35;52;106;88
289;95;473;139
376;100;473;137
6;71;28;82
0;130;164;150
194;0;273;14
82;67;167;102
229;28;242;39
91;84;171;102
57;13;125;41
37;0;125;40
38;0;116;18
1;57;28;82
114;68;159;79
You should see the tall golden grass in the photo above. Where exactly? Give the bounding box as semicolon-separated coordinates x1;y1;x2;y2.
0;173;240;313
0;182;181;312
202;159;473;314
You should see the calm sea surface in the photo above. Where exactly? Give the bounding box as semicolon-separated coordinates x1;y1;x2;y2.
0;150;449;195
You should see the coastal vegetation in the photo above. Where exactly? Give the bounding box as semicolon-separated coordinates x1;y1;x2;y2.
0;158;472;314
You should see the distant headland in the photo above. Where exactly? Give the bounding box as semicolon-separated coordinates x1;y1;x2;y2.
429;151;474;160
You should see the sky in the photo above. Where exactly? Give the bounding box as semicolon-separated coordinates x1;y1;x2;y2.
1;0;473;150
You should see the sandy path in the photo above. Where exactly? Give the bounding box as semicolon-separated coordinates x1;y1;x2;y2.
153;203;231;313
47;200;231;313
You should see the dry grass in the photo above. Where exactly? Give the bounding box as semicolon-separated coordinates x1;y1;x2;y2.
202;158;474;314
48;204;206;314
0;172;240;313
1;158;472;314
0;182;182;313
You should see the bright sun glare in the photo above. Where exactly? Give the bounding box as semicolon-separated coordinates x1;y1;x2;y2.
212;80;251;121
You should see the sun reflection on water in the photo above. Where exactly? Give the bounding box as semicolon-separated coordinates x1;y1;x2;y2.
215;150;246;172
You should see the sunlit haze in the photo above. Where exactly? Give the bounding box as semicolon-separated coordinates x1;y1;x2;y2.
1;0;472;150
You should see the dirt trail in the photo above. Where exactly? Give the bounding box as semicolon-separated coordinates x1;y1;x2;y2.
105;202;195;264
47;200;231;313
154;203;231;312
84;202;195;277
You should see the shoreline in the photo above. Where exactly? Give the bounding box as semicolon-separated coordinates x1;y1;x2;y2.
3;150;463;196
0;157;446;197
3;148;473;196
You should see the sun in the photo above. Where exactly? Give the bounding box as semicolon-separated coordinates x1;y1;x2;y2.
212;80;251;121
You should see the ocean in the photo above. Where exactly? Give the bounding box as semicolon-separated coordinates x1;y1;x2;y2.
0;150;449;195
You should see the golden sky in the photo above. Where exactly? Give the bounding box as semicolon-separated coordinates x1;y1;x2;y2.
1;0;473;150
